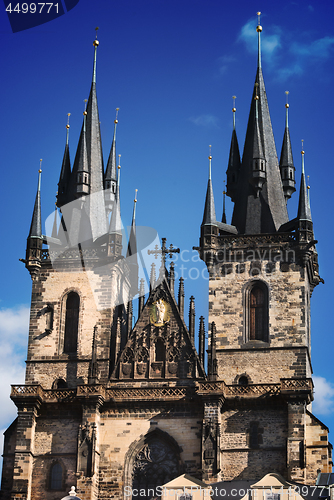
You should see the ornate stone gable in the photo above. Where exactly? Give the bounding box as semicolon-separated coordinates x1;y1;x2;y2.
113;277;206;381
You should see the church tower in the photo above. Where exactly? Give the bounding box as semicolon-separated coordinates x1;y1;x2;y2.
1;16;332;500
198;14;331;484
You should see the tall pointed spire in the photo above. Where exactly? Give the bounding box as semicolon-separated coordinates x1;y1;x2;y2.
297;142;312;222
280;91;296;201
84;28;107;238
202;146;217;225
57;113;71;208
231;14;288;234
28;162;43;239
105;108;119;215
226;97;241;202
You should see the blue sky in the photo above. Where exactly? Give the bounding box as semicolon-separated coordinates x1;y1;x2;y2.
1;0;334;475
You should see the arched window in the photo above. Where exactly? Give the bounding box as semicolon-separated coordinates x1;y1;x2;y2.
155;338;165;362
63;292;80;354
246;282;268;343
50;462;63;490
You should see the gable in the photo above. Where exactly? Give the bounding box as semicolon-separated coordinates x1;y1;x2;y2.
112;277;206;381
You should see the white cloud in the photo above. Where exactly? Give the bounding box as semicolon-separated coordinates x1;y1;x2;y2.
238;20;282;59
312;375;334;416
237;19;334;81
189;114;219;128
217;55;236;75
0;306;30;432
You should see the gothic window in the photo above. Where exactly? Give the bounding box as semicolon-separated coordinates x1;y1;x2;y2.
247;282;268;342
132;436;180;499
52;378;67;389
50;462;63;490
155;338;165;362
63;292;80;354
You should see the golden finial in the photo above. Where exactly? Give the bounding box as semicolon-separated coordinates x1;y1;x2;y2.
134;188;138;203
256;11;262;32
254;82;259;100
208;144;212;160
93;27;99;47
118;154;121;169
223;179;226;196
66;113;71;129
285;91;289;109
83;99;88;115
301;139;304;155
114;107;119;124
232;95;236;113
39;159;42;173
307;175;310;190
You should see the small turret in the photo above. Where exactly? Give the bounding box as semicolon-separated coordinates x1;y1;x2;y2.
296;142;313;243
189;296;195;345
202;147;217;226
73;105;90;197
104;108;119;216
126;189;139;297
108;156;122;257
280;92;296;201
26;165;43;277
249;83;266;197
226;97;241;202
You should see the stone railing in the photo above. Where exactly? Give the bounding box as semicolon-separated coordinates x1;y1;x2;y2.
11;378;313;405
197;378;313;399
106;386;187;401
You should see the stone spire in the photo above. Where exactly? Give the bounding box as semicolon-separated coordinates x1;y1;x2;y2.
280;91;296;201
230;14;288;234
226;97;241;202
104;108;119;215
57;113;71;208
202;147;216;226
26;164;43;277
28;165;42;240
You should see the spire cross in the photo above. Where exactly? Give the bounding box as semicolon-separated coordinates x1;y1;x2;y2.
147;238;180;268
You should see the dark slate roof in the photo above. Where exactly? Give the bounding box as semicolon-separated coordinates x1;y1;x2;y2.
28;170;42;239
127;199;137;258
280;125;294;169
231;67;289;234
57;138;71;208
202;161;217;225
105;121;117;185
227;128;241;176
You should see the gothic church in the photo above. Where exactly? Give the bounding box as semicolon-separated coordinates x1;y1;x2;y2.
0;16;332;500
